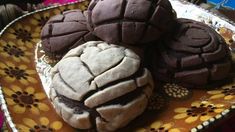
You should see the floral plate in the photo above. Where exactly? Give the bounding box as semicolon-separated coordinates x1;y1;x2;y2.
1;0;235;132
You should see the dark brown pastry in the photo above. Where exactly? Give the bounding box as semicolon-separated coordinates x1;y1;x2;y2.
149;18;232;88
87;0;176;45
41;9;97;59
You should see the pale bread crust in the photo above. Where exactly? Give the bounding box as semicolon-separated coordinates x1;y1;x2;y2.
49;41;154;131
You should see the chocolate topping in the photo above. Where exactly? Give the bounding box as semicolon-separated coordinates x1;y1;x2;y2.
149;18;232;88
41;9;97;59
57;86;144;129
57;93;101;128
87;0;175;45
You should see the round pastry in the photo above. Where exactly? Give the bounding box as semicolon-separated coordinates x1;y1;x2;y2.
49;41;154;131
87;0;175;45
149;18;232;88
41;9;97;59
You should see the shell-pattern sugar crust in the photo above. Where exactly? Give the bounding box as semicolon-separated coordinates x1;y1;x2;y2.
41;9;97;59
50;41;154;131
87;0;176;45
152;18;232;88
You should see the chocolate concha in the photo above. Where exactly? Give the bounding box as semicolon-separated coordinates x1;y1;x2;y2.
41;9;97;59
149;18;232;88
87;0;175;45
50;41;154;131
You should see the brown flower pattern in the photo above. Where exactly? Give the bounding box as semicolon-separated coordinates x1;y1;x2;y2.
14;28;32;42
5;23;39;48
4;85;49;115
174;101;225;123
0;40;33;63
17;117;62;132
0;62;37;85
208;84;235;100
30;12;51;34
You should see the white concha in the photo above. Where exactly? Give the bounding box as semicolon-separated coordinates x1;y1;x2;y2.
49;41;154;131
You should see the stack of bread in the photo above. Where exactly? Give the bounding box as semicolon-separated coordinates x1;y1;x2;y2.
41;0;232;131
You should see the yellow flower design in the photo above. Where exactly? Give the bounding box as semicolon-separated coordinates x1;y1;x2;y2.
207;85;235;100
3;85;49;115
0;61;37;85
16;117;62;132
52;1;89;14
173;101;224;123
218;27;234;45
30;12;50;34
135;121;181;132
53;4;78;14
0;40;33;63
78;1;90;11
5;23;39;48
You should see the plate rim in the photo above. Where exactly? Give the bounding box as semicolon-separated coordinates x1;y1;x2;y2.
0;0;235;132
169;0;235;27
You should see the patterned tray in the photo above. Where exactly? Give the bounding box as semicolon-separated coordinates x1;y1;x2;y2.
0;0;235;132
